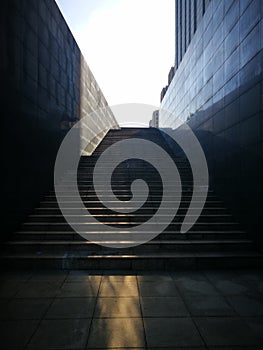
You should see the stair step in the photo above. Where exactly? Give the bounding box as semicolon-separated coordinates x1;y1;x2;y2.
20;222;242;233
4;239;254;253
27;214;234;224
39;201;223;208
1;251;262;270
3;127;261;269
34;207;230;215
14;230;247;240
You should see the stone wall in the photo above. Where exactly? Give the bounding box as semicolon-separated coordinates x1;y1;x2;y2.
160;0;263;245
1;0;118;238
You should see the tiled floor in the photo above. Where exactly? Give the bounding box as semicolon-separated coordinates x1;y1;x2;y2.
0;269;263;349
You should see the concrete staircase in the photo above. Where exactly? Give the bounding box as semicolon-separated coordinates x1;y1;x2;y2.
1;128;262;269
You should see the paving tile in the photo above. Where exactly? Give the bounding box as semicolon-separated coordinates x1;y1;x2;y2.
0;298;52;320
208;279;257;295
58;282;100;297
87;318;145;348
0;320;38;350
15;281;61;298
66;274;102;283
102;275;137;283
141;296;189;317
171;271;208;282
45;297;96;319
204;270;261;296
148;348;206;350
209;347;263;350
248;280;263;295
175;279;219;297
184;295;236;316
144;317;204;347
102;270;137;276
204;270;240;281
27;319;91;349
0;280;24;298
29;271;68;282
94;297;141;317
195;317;263;346
243;317;263;343
148;348;207;350
138;281;180;297
0;271;32;282
236;269;263;281
226;294;263;316
137;273;173;282
69;270;102;277
99;281;139;297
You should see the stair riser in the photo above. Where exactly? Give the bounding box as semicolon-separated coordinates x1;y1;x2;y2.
5;242;254;254
14;232;247;241
34;208;230;215
21;222;241;232
40;201;223;208
2;256;262;270
27;215;234;224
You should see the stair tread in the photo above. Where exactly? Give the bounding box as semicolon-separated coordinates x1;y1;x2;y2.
5;239;253;245
14;230;247;234
1;251;262;258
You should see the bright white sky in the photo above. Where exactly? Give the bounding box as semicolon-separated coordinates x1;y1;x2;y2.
56;0;174;125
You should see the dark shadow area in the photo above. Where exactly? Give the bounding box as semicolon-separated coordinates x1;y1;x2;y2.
1;0;81;240
187;71;263;248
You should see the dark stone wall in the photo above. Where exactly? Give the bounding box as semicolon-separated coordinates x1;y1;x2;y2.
160;0;263;246
0;0;116;239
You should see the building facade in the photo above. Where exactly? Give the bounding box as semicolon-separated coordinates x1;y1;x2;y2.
160;0;263;244
149;110;159;128
1;0;118;238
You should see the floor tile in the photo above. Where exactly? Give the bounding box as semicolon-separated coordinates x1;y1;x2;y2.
226;294;263;316
144;317;204;347
209;279;256;295
148;348;206;350
175;279;219;297
205;271;259;296
103;270;137;276
66;275;102;283
236;269;263;281
209;347;263;350
27;319;91;349
141;296;189;317
0;271;32;282
45;297;96;319
58;282;100;297
204;270;240;281
29;271;68;282
102;275;137;283
195;317;263;346
243;317;263;343
184;295;236;316
0;298;52;320
0;320;38;350
137;273;173;282
87;318;145;348
94;297;141;317
138;281;180;297
15;281;61;298
0;280;24;298
99;281;139;297
171;271;208;282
